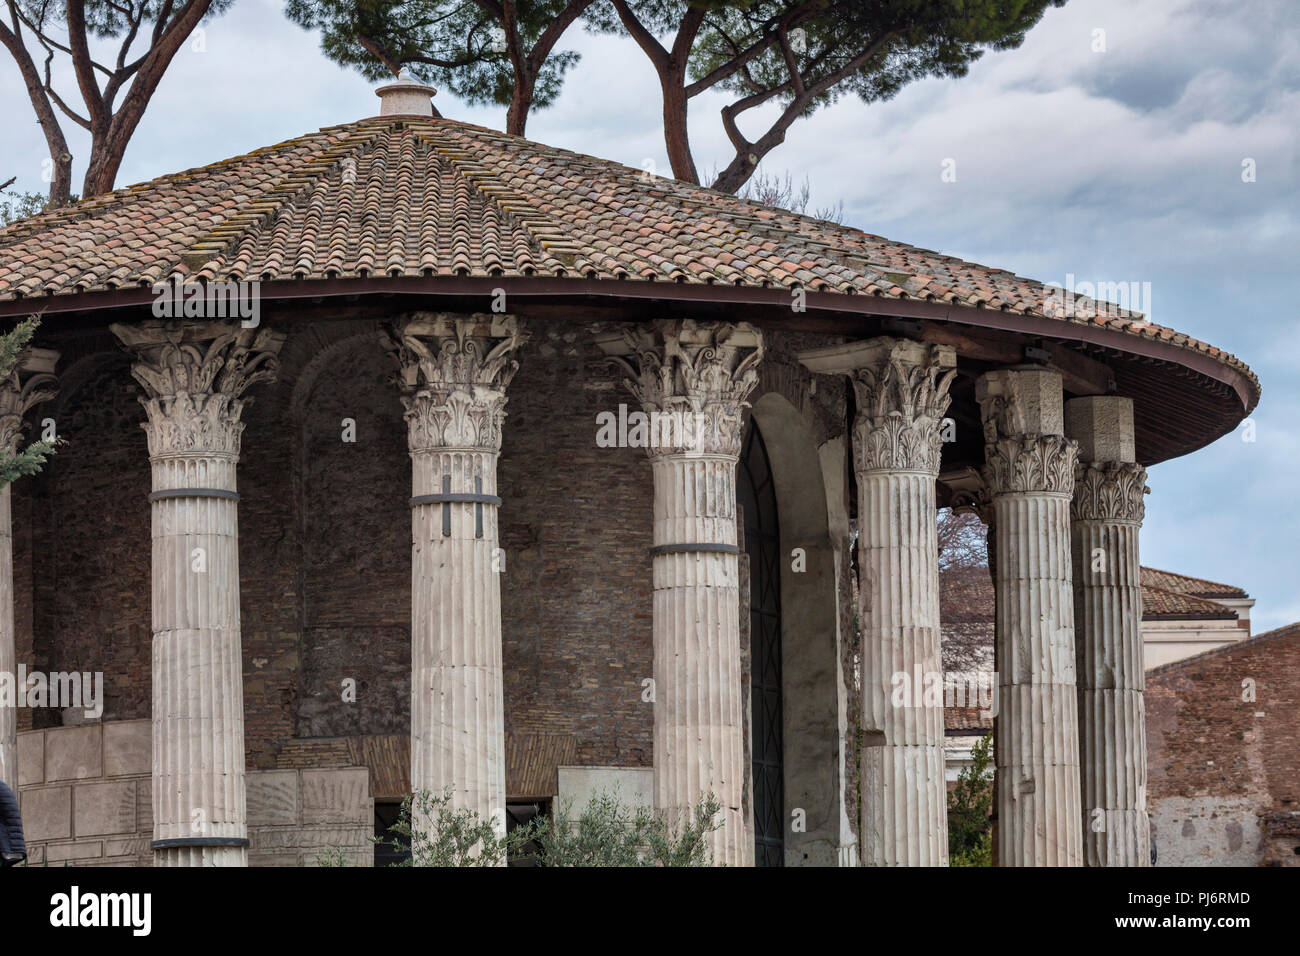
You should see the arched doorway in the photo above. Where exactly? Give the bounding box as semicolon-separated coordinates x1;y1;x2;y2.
740;420;784;866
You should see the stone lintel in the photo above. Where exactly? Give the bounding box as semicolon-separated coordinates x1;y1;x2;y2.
18;347;59;377
110;318;281;352
797;336;955;376
1065;395;1136;464
595;319;762;358
976;366;1065;438
397;311;521;341
384;312;527;394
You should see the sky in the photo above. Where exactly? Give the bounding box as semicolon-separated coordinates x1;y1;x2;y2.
2;0;1298;630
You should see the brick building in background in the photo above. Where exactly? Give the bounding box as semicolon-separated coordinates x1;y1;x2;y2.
941;564;1298;866
1146;623;1300;867
941;566;1260;770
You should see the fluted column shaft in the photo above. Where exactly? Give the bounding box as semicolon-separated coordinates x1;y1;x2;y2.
978;368;1083;867
410;446;504;825
847;339;955;866
652;453;747;864
0;348;58;792
0;481;12;792
611;319;762;866
384;313;527;847
1068;396;1150;866
112;320;283;867
150;454;243;867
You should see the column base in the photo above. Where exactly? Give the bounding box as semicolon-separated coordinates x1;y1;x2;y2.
152;837;250;867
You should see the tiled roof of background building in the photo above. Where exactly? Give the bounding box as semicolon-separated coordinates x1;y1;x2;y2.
1140;567;1249;599
1140;585;1238;619
939;566;1243;627
945;707;995;733
0;115;1257;404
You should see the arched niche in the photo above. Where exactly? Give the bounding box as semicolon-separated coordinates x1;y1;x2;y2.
749;390;853;865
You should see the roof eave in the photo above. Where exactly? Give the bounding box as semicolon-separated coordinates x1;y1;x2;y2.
0;273;1259;411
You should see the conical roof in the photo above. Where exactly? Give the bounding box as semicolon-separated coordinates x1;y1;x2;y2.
0;111;1259;460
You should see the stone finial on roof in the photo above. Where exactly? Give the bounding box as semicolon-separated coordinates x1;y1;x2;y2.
375;70;437;117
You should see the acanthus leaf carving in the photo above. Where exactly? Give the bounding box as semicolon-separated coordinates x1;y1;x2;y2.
382;313;529;453
981;433;1080;496
851;342;956;475
0;347;59;454
1071;460;1148;523
110;320;285;459
610;319;762;459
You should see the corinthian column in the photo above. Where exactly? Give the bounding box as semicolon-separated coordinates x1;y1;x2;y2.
112;320;284;867
1066;396;1150;866
0;347;58;792
802;337;956;866
383;313;527;844
607;319;762;867
977;367;1082;867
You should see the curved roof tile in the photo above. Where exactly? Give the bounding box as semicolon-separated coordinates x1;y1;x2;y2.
0;115;1258;405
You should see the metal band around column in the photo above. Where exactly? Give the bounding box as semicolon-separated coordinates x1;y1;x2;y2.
408;493;503;507
150;837;252;850
148;488;241;502
649;543;741;557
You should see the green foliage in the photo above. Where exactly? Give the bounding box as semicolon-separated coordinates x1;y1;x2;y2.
285;0;579;109
531;789;722;866
0;191;50;227
315;846;353;866
687;0;1066;112
17;0;234;38
0;190;80;227
378;788;514;866
947;731;994;866
373;787;723;867
0;317;58;487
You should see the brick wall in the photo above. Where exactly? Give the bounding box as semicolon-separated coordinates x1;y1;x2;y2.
1146;623;1300;866
13;318;848;852
20;346;151;729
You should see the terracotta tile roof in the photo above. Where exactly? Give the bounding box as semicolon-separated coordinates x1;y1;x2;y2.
0;116;1257;399
939;566;1241;632
945;707;994;733
1140;585;1237;619
1140;566;1248;599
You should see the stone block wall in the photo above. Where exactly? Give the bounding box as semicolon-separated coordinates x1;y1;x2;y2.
246;766;372;866
17;719;152;865
18;720;373;867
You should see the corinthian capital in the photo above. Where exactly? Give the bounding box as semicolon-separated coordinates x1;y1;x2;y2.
111;320;284;459
1072;461;1148;523
982;434;1079;495
0;346;59;453
848;339;956;475
382;313;529;453
603;319;762;459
